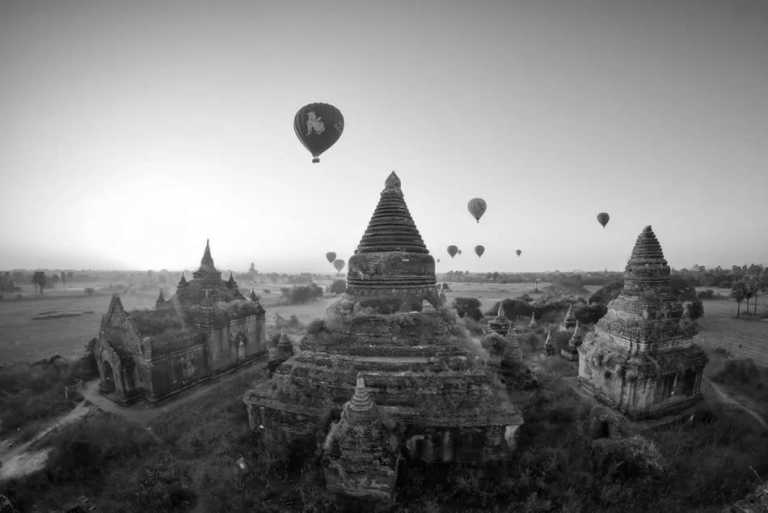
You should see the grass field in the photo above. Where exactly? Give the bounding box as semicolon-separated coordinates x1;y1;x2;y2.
0;286;157;364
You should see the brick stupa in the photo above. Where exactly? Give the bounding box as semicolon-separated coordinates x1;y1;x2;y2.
578;226;708;419
243;172;523;499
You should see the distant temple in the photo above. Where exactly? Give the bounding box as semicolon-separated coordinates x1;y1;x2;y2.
578;226;707;419
243;172;522;501
95;240;266;404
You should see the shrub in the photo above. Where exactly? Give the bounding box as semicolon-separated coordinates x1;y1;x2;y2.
574;303;607;325
84;287;95;296
452;297;483;321
280;283;323;304
328;279;347;294
307;319;325;335
697;289;715;300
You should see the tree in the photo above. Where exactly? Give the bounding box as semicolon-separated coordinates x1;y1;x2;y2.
731;281;748;318
32;271;47;295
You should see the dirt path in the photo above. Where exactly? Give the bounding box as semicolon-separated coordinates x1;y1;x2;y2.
703;377;768;430
0;400;91;481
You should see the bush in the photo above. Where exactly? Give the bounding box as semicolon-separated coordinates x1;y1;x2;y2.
574;303;607;325
307;319;325;335
697;289;715;300
328;279;347;294
452;297;482;321
84;287;95;296
280;283;323;304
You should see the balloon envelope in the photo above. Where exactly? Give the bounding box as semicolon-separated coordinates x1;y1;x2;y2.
294;103;344;163
447;245;458;258
474;245;485;257
333;258;345;272
325;251;336;264
597;212;610;228
467;198;487;222
516;249;522;257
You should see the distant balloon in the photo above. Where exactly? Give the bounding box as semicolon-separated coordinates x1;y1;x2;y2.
597;212;610;228
294;103;344;163
325;251;336;264
475;245;485;257
333;258;345;272
458;249;463;255
467;198;487;223
516;249;522;257
447;245;458;258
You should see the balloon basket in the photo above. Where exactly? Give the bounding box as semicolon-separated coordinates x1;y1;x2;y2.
312;157;320;163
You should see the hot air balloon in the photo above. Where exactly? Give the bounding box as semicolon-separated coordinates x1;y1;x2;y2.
474;245;485;257
597;212;610;228
325;251;336;264
333;258;345;272
447;245;458;258
467;198;487;223
516;249;522;257
294;103;344;163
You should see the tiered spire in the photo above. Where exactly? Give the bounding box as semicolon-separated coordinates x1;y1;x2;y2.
346;374;376;420
200;239;216;272
355;172;428;254
623;225;672;296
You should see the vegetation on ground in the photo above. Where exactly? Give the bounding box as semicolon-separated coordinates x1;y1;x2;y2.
0;345;96;438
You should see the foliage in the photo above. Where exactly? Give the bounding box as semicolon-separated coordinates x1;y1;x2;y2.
0;357;84;436
328;279;347;294
574;303;608;324
452;297;483;321
84;287;95;296
131;308;183;336
280;283;324;304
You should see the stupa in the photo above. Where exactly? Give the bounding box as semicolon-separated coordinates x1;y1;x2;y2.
578;226;708;419
243;172;523;499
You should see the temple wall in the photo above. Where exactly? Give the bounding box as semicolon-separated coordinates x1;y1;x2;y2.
243;314;266;357
148;344;208;400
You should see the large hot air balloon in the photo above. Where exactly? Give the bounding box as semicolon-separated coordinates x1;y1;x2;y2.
325;251;336;264
467;198;487;223
447;245;458;258
294;103;344;163
333;258;345;272
597;212;610;228
516;249;522;257
474;245;485;257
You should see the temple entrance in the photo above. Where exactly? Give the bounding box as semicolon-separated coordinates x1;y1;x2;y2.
681;369;697;396
101;361;115;394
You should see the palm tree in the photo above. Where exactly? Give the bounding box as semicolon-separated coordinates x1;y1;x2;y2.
731;281;748;318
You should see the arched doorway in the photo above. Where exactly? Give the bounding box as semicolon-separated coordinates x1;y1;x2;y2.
101;360;116;394
681;369;697;396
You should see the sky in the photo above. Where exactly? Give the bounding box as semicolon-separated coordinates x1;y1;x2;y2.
1;0;767;273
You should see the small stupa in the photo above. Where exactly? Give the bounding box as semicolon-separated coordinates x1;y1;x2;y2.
323;374;400;502
561;321;583;361
559;303;577;332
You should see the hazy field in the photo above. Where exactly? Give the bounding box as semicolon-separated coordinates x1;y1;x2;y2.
0;286;157;364
2;281;766;369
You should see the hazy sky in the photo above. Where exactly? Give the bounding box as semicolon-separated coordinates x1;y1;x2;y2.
1;0;767;273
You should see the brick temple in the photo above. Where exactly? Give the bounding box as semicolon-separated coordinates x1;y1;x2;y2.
243;172;523;501
578;226;708;419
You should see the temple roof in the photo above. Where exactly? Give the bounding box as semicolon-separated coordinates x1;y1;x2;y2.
196;239;217;275
629;226;666;263
622;225;672;295
355;172;428;254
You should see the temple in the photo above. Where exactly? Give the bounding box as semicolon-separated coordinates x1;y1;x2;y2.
577;226;708;419
94;240;267;404
243;172;523;501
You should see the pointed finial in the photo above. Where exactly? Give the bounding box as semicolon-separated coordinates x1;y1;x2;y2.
384;171;401;190
356;372;365;389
